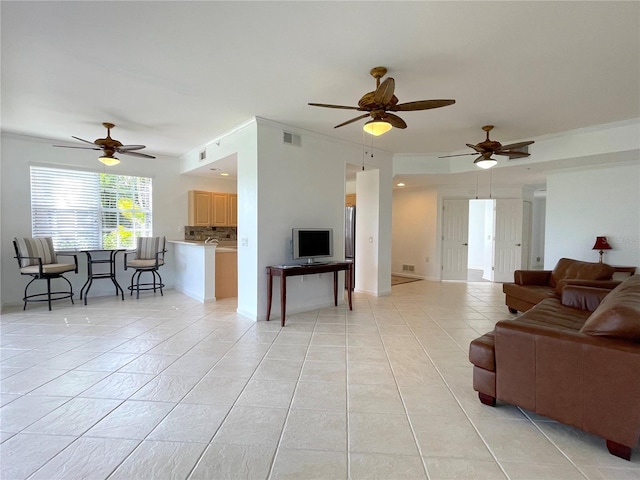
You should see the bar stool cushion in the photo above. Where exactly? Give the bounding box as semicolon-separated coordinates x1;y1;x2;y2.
20;263;77;275
126;258;165;268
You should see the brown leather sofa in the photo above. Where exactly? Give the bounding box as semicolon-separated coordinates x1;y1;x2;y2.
502;257;619;313
469;275;640;460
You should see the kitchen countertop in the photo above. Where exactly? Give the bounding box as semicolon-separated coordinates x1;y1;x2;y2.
168;240;237;251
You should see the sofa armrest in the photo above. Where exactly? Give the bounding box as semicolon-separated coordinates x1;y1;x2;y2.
514;269;552;285
561;285;611;312
495;320;640;448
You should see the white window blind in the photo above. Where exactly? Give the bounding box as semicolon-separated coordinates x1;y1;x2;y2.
30;166;152;250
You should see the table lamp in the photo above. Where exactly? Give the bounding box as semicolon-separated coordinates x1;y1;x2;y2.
592;236;612;263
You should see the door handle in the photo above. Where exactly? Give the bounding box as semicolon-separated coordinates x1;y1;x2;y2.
515;243;522;246
462;243;468;246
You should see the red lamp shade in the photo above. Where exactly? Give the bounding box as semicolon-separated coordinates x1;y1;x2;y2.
592;236;612;251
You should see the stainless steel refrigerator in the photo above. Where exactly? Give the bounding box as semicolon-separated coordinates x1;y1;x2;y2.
345;206;356;289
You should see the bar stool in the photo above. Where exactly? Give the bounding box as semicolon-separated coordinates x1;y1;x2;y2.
13;237;78;310
124;236;166;299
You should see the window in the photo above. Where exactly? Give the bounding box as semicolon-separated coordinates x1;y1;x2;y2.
30;166;152;250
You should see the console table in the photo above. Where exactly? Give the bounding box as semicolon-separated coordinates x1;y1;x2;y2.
266;262;353;327
80;249;125;305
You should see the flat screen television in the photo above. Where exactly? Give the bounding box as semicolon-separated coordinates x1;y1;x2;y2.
292;228;333;264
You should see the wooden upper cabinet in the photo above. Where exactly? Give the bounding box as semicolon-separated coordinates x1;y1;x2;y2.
211;193;229;226
345;194;356;207
188;190;238;227
189;191;213;226
228;194;238;226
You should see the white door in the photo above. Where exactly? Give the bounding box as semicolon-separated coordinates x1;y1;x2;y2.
493;199;523;282
521;201;532;269
442;199;469;280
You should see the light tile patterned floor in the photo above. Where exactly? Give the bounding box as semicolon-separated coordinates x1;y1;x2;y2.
1;281;639;479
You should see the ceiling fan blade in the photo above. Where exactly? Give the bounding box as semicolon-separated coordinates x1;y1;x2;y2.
438;152;478;158
497;140;534;151
390;99;456;111
71;136;98;145
308;103;362;110
375;77;395;105
496;151;530;159
334;113;371;129
53;145;101;150
466;143;485;153
117;145;146;151
121;150;156;159
383;113;407;129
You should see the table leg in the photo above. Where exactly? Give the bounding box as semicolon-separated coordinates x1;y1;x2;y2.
266;269;273;321
333;271;338;306
280;274;287;327
111;251;125;301
347;265;353;310
80;251;93;305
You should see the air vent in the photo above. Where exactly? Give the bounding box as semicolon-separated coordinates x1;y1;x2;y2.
283;131;302;147
199;150;207;161
402;264;415;272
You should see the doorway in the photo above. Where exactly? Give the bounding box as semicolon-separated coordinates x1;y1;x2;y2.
467;199;494;281
442;198;528;282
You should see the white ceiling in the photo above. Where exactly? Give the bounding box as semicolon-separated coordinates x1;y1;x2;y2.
2;1;639;184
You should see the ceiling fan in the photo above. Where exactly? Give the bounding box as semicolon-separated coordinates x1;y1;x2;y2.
440;125;534;169
54;122;156;166
309;66;455;136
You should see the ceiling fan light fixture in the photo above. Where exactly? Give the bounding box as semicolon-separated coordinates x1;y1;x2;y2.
474;156;497;169
99;155;120;166
363;119;392;136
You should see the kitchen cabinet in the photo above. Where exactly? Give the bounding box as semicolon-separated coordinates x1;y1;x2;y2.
345;194;356;207
188;190;213;226
215;249;238;299
211;193;229;226
188;191;237;227
228;194;238;226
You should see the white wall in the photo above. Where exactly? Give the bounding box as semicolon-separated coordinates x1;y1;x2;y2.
0;133;233;309
181;120;258;320
545;161;640;268
189;118;393;320
391;187;439;280
530;194;546;269
355;169;392;296
255;121;393;317
392;181;533;282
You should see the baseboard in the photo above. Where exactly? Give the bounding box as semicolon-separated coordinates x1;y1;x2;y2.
391;272;427;280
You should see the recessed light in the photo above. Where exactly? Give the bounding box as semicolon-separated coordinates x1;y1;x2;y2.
397;182;405;187
220;173;229;176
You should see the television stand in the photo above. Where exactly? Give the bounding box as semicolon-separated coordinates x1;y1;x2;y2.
266;261;353;327
300;258;331;265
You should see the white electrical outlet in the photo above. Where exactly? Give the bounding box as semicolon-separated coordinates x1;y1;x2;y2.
241;238;248;247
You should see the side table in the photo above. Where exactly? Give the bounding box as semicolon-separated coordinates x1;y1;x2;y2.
266;262;353;327
79;249;125;305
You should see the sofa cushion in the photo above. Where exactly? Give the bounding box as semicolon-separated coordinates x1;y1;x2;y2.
550;258;615;292
512;298;591;332
580;275;640;342
561;285;611;312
